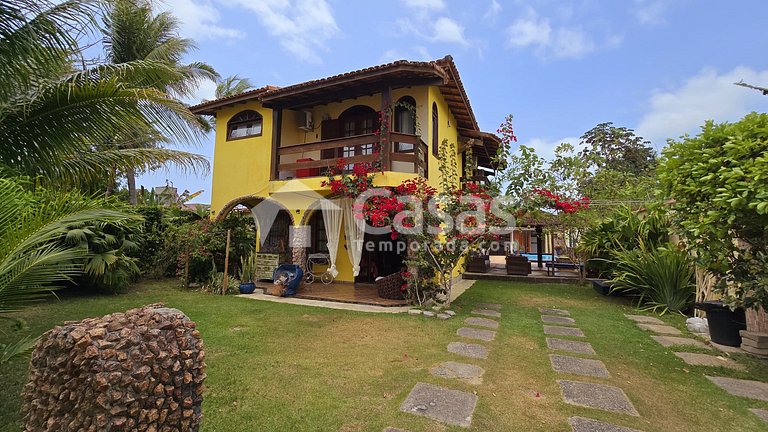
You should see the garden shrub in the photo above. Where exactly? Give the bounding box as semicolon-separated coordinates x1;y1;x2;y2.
660;112;768;309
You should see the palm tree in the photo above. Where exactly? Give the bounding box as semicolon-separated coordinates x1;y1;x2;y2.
102;0;219;204
0;0;212;363
216;75;254;98
0;0;211;188
0;178;142;363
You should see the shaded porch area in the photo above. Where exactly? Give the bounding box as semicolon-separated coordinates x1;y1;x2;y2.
254;281;408;307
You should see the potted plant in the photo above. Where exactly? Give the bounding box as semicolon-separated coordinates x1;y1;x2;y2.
466;248;490;273
238;253;256;294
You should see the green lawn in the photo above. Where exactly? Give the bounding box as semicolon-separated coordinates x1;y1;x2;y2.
2;279;768;431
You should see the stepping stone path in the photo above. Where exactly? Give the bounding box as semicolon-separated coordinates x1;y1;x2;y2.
447;342;489;359
636;323;681;335
569;416;644;432
558;380;640;416
624;314;664;325
541;315;577;325
457;327;496;342
550;354;611;378
400;382;478;428
749;408;768;424
544;325;585;337
383;428;408;432
430;361;485;385
674;352;746;371
546;338;596;355
464;317;498;329
539;307;570;316
650;335;710;349
471;308;501;318
706;376;768;402
542;308;641;430
400;302;502;428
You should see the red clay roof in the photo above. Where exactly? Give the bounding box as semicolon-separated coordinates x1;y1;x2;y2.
189;56;479;133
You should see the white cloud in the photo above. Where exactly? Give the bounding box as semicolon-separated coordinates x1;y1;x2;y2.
506;8;617;59
507;15;551;48
403;0;445;10
518;137;579;161
184;79;218;105
432;17;468;45
633;0;671;25
231;0;339;63
636;66;768;145
158;0;244;39
550;28;595;59
484;0;502;23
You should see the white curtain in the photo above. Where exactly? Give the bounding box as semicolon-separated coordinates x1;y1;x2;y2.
342;198;365;276
320;199;342;277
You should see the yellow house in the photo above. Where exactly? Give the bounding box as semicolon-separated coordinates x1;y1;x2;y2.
190;55;500;291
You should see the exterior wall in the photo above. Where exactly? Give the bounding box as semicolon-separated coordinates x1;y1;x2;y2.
427;86;461;185
209;85;468;283
210;101;273;216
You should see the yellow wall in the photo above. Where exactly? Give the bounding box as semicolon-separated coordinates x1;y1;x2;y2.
209;85;469;282
210;101;273;216
427;86;462;186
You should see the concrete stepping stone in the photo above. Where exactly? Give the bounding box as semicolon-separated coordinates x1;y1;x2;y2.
464;317;499;329
541;315;576;325
475;303;502;310
544;325;585;337
625;314;664;325
650;335;710;349
430;361;485;385
550;354;611;378
637;323;681;335
383;428;408;432
674;352;746;370
471;308;501;318
457;327;496;342
546;338;597;355
558;380;639;416
749;408;768;424
569;416;644;432
400;382;478;428
706;376;768;402
448;341;489;359
539;307;570;316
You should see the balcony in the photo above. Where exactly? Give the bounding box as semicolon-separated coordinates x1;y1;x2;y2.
273;132;428;181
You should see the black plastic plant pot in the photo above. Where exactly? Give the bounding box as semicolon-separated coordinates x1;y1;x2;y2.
694;301;747;347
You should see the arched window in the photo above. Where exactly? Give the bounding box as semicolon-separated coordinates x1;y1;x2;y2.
227;110;263;140
431;102;439;157
395;96;416;152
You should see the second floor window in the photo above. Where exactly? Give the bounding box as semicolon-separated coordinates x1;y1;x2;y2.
432;102;439;157
227;110;263;140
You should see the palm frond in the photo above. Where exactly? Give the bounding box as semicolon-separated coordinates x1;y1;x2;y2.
1;334;37;364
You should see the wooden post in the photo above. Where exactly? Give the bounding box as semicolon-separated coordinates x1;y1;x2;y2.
380;86;392;171
270;108;282;180
222;229;231;295
536;225;544;268
183;247;190;289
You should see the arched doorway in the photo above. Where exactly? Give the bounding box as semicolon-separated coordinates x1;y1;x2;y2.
215;195;294;265
321;105;379;164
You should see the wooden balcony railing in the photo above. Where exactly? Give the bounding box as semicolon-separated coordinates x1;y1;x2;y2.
274;132;428;180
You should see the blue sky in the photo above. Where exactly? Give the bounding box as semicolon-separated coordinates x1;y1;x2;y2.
140;0;768;203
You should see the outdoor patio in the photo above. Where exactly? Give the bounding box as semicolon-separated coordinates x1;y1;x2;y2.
254;281;409;307
464;256;587;284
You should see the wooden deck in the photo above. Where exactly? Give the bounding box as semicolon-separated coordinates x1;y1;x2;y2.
255;281;408;307
463;257;588;285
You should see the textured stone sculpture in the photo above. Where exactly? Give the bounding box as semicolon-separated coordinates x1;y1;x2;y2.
23;304;206;432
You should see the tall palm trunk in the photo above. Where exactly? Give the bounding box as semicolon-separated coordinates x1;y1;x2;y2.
126;168;137;204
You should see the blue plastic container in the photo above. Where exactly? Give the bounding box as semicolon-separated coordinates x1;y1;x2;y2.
239;282;256;294
272;264;304;296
